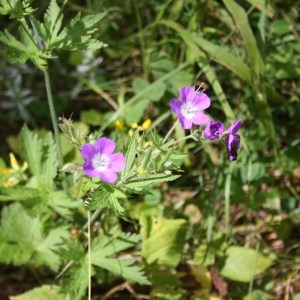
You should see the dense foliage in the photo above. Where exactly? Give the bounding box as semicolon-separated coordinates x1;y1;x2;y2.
0;0;299;299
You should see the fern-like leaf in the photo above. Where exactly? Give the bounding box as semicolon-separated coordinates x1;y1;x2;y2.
0;0;36;19
50;12;107;50
91;233;150;285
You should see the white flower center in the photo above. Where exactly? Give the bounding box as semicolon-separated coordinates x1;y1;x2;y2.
92;153;111;171
181;103;199;119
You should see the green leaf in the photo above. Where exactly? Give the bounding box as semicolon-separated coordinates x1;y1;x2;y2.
92;257;150;285
0;203;41;265
62;257;89;300
121;129;139;178
160;20;251;82
123;173;181;191
222;0;264;80
0;0;36;19
221;246;273;282
92;233;150;285
142;219;187;267
20;126;58;187
10;285;64;300
43;0;64;47
48;190;80;217
243;290;273;300
20;126;43;176
0;203;68;271
33;226;69;272
50;12;107;50
132;78;166;102
0;186;41;202
93;233;140;256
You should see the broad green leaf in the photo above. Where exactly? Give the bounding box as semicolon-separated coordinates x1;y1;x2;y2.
132;78;166;102
123;97;150;124
0;203;68;270
0;186;40;202
48;190;80;217
221;246;273;282
10;285;64;300
20;126;58;187
92;233;140;257
91;233;150;285
92;257;150;285
0;203;41;265
20;126;43;176
41;132;59;182
34;226;69;272
62;257;89;300
142;219;187;267
85;185;112;211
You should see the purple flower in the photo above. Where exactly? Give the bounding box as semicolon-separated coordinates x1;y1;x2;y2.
225;120;242;161
81;137;125;183
169;86;210;129
204;120;224;140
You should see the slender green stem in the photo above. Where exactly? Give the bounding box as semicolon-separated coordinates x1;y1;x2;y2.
133;0;149;80
224;164;233;236
87;210;92;300
206;170;221;242
163;120;179;143
43;69;64;167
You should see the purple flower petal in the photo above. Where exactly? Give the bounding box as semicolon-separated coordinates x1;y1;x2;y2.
110;153;126;172
81;143;95;160
169;98;182;114
99;170;118;183
193;93;211;110
81;137;125;184
227;120;242;135
170;86;211;130
190;111;210;126
95;137;115;155
225;134;240;161
179;86;193;102
179;115;193;129
83;161;99;177
204;121;224;140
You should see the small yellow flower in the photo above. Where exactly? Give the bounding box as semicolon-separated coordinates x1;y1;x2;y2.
0;153;28;187
130;119;152;131
141;119;152;130
115;119;125;131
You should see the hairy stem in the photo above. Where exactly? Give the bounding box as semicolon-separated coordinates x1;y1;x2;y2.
87;210;92;300
43;69;64;167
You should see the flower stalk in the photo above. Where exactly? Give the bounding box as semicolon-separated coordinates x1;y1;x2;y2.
44;69;64;167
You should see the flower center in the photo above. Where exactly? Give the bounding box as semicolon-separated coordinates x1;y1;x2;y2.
211;125;220;136
181;103;198;119
92;153;111;171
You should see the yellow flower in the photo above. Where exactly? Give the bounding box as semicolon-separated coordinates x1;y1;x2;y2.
0;153;28;187
141;119;152;130
130;119;152;131
115;119;125;131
